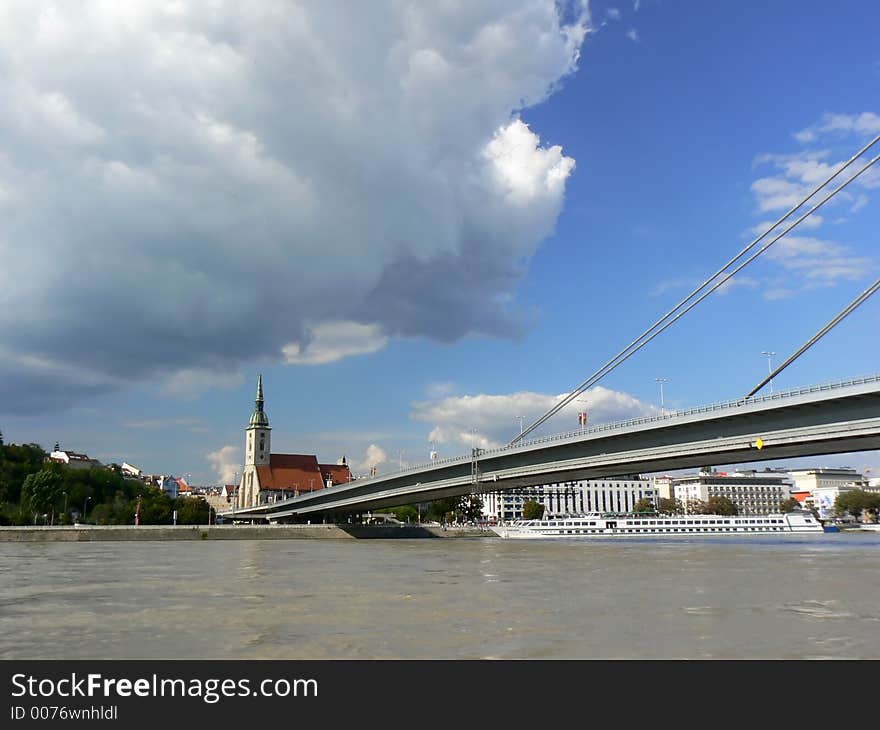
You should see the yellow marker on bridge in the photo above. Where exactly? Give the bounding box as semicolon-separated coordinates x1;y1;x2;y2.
755;438;764;450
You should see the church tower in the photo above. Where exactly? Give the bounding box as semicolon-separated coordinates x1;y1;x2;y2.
239;374;271;508
245;374;271;467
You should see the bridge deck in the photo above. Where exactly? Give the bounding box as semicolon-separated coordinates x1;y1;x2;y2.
222;375;880;520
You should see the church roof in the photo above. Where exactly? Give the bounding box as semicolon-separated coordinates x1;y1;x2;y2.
256;453;324;492
319;463;352;486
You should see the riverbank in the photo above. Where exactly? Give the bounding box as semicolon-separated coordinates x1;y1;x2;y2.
0;524;493;541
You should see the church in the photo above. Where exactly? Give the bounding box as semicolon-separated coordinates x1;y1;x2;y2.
236;375;351;509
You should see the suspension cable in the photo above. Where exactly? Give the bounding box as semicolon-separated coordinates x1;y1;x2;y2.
511;134;880;445
744;276;880;399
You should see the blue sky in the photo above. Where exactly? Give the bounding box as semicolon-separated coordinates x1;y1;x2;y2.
2;1;878;485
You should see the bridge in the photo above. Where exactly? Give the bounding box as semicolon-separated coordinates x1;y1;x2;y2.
222;374;880;523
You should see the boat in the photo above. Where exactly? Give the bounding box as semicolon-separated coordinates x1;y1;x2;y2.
490;511;824;539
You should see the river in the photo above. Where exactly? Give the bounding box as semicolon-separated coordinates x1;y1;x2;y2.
2;532;879;659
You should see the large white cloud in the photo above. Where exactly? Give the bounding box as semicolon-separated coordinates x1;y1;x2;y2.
411;385;657;450
353;444;389;475
0;1;588;412
206;444;241;486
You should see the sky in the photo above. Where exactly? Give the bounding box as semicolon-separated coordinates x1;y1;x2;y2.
1;1;879;486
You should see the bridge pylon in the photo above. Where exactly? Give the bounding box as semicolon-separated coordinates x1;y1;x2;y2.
470;447;484;495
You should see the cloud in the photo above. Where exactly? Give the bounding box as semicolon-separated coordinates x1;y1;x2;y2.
715;275;759;295
763;235;873;287
607;8;622;21
795;112;880;143
206;444;241;485
283;322;388;365
750;215;823;238
746;118;878;295
626;29;639;42
353;444;388;474
851;194;869;213
123;418;205;430
411;386;657;449
160;369;245;399
762;287;796;301
0;1;588;413
750;150;850;213
360;119;576;341
425;381;458;399
650;277;697;297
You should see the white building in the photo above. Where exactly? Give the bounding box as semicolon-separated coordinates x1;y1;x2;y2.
785;468;865;518
482;477;658;522
670;470;792;515
121;462;142;478
787;467;863;493
47;445;103;470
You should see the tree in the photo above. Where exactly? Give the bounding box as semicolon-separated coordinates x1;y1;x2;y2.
21;469;64;523
835;490;880;521
778;497;801;513
633;498;656;513
173;496;211;525
388;505;419;523
657;497;684;515
703;495;738;516
460;495;484;522
686;498;708;514
427;496;465;523
0;441;48;507
522;499;545;520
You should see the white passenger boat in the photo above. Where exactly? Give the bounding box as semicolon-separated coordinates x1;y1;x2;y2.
490;511;824;539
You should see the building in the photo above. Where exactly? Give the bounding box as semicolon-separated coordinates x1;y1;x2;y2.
787;467;863;493
236;376;352;509
121;462;143;478
47;444;103;470
653;475;675;499
670;470;792;515
176;477;192;496
157;475;179;500
785;468;865;518
482;476;658;522
811;484;862;520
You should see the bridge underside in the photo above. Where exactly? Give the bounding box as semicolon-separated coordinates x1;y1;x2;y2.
309;430;880;516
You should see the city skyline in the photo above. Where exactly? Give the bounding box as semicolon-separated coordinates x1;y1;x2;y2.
2;1;879;484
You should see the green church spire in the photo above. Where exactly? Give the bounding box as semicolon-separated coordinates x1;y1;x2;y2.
248;374;270;428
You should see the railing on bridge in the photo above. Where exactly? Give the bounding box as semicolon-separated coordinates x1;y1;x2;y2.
357;373;880;482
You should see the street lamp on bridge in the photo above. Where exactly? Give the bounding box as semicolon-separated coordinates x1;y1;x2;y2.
655;378;669;416
761;351;776;394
